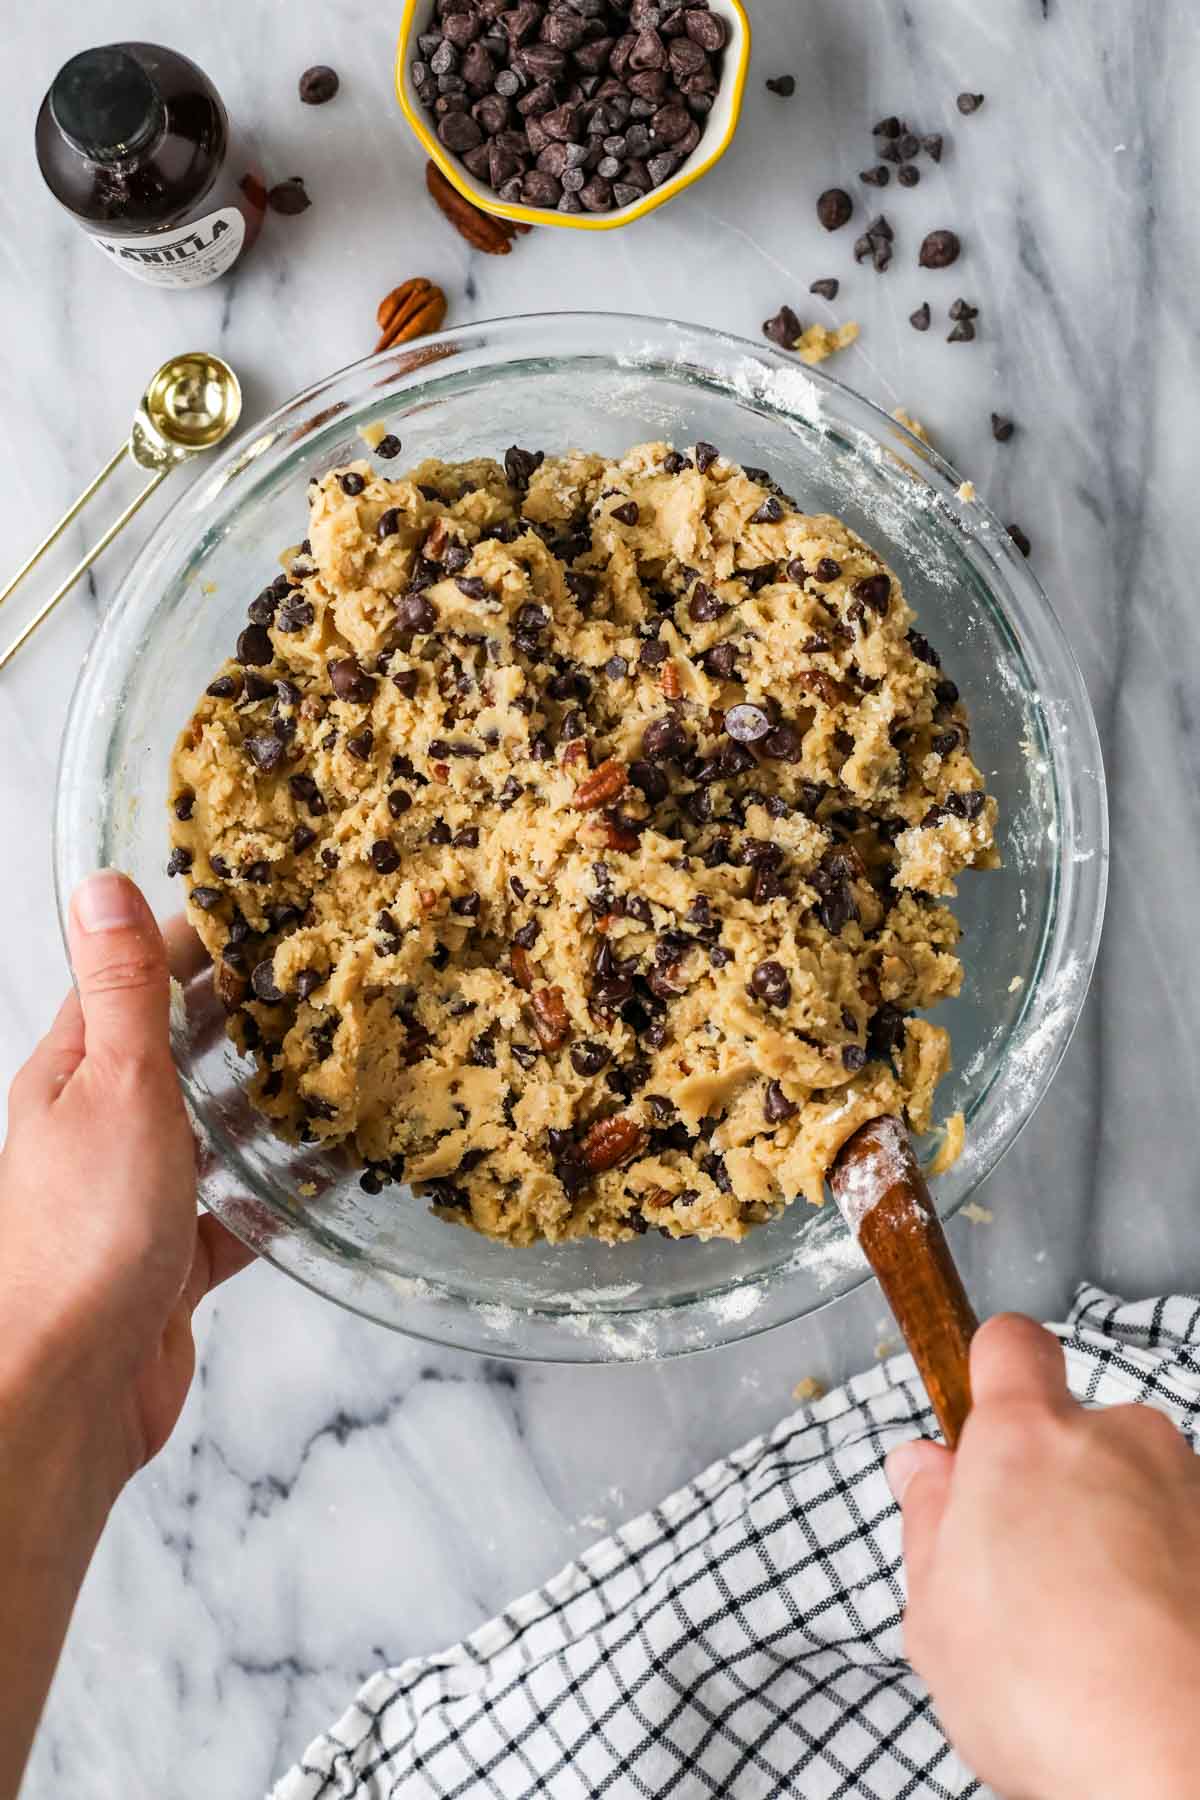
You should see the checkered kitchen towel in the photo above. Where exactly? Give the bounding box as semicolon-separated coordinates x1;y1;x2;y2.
273;1287;1200;1800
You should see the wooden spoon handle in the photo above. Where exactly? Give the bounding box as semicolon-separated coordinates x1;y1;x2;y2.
831;1116;978;1448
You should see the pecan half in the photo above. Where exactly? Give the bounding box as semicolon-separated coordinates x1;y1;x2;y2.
580;1113;645;1173
425;161;524;255
531;985;570;1050
573;758;627;811
375;277;447;352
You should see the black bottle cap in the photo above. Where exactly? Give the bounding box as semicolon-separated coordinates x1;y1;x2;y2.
49;46;160;161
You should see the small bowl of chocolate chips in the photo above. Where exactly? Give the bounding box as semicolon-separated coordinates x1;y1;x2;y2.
396;0;750;230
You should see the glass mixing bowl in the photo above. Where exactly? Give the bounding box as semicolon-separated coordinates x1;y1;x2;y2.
54;314;1107;1361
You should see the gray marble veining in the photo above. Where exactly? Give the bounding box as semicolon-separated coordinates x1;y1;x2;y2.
3;0;1198;1791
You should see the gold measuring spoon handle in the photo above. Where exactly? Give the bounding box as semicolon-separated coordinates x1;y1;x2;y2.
0;442;130;613
0;465;169;673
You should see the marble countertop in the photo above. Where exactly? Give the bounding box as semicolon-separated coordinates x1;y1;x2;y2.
5;0;1196;1791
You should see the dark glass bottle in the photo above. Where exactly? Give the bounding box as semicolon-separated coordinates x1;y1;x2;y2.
36;43;265;288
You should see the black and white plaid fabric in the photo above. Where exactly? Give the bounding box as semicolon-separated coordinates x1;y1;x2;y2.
273;1287;1200;1800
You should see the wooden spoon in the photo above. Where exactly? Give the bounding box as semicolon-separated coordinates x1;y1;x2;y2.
830;1114;978;1448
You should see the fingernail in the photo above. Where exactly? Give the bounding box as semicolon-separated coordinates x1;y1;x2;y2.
885;1441;925;1504
74;870;142;934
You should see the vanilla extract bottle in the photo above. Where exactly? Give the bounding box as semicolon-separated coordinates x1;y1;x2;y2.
36;42;265;288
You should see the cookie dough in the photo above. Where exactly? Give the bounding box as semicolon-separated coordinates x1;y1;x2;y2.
169;439;997;1246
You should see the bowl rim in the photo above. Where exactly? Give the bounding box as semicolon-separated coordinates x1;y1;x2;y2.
53;311;1109;1361
395;0;751;233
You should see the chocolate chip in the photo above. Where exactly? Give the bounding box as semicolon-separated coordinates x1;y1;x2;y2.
701;643;738;681
294;969;324;1001
236;625;274;667
724;703;771;743
371;839;400;874
1007;523;1031;558
688;583;726;623
571;1040;610;1076
694;440;718;472
808;277;840;301
854;573;891;615
765;73;795;96
292;824;317;854
505;445;544;488
949;297;979;320
897;163;920;187
451;891;481;916
764;1079;797;1123
814;557;842;582
947;318;976;343
346;728;374;761
641;715;690;761
375;433;402;458
817;187;853;231
397;591;437;633
604;655;628;681
247;734;287;774
874;116;901;138
763;304;802;348
611;499;640;525
251;959;284;1003
842;1043;868;1072
750;959;790;1007
339;471;366;496
206;674;240;699
299;65;339;104
173;789;195;821
919;229;961;269
268;177;311;215
376;507;401;541
639;636;668;666
329;655;376;704
166;846;192;877
957;91;984;113
922;133;944;162
190;885;224;911
861;165;890;187
909;301;931;331
896;132;920;160
991;412;1015;442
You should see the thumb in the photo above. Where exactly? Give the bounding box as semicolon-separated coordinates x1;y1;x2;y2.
69;871;172;1073
886;1439;953;1594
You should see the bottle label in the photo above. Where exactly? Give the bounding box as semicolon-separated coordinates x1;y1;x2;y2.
90;205;245;288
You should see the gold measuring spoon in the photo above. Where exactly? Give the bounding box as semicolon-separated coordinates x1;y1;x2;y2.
0;351;242;671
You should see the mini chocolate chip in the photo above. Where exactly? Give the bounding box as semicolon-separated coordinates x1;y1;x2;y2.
809;277;840;301
764;1079;797;1123
896;132;920;160
292;824;317;854
861;165;890;187
817;187;853;231
604;655;629;681
763;304;803;348
842;1043;868;1072
919;229;961;269
268;177;311;215
991;412;1015;442
611;499;640;525
947;318;976;343
909;302;932;332
387;788;413;819
299;65;339;104
570;1040;610;1076
376;507;401;540
949;297;979;321
957;91;984;113
206;674;240;699
166;846;193;877
751;496;784;523
371;839;400;874
814;557;842;582
874;115;901;137
922;133;944;162
236;625;274;667
451;891;481;917
190;885;223;910
694;440;719;473
854;573;892;615
346;728;374;761
427;820;452;845
897;163;920;187
750;959;791;1007
639;637;668;667
1007;523;1032;558
375;433;402;459
173;789;195;821
339;471;366;496
765;74;795;96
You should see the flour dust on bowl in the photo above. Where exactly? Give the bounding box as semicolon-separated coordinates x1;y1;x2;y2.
54;315;1107;1361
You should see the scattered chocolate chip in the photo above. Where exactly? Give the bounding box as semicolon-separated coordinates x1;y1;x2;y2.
809;277;839;300
949;297;979;320
763;304;803;348
957;91;984;114
919;228;961;269
376;507;401;541
909;301;931;332
1007;523;1032;558
991;412;1015;442
299;65;339;104
638;637;668;667
947;318;976;343
765;74;795;96
897;162;920;186
817;187;853;231
268;177;311;215
861;165;890;187
375;433;402;459
874;116;901;138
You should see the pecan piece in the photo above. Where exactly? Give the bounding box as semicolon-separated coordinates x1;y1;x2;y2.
214;961;248;1012
374;277;448;352
602;816;641;851
531;985;570;1050
511;944;534;991
425;161;520;255
580;1113;645;1172
573;758;627;811
660;659;682;700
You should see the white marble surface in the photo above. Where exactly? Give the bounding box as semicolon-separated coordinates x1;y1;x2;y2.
4;0;1199;1791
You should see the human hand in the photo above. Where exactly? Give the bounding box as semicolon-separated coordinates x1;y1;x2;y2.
0;870;253;1489
887;1314;1200;1800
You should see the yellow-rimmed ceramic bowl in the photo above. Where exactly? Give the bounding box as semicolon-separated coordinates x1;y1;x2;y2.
395;0;749;231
